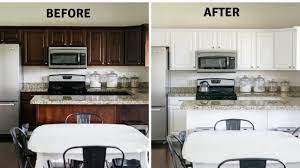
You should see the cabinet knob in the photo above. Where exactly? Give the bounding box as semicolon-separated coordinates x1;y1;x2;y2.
251;66;254;68
212;46;215;49
289;66;292;69
218;46;221;49
257;66;260;68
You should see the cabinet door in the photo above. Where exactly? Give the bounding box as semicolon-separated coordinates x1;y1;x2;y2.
274;30;294;70
48;29;67;46
0;29;21;43
217;31;237;50
237;32;256;70
169;31;197;70
23;30;48;65
124;29;143;65
198;31;215;50
87;31;106;65
106;31;124;65
256;32;274;69
68;29;87;46
152;29;169;46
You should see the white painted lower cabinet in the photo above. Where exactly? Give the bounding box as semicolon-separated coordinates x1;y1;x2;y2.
168;96;196;135
185;109;300;131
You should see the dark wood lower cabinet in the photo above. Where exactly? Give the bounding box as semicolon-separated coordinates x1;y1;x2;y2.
35;104;148;126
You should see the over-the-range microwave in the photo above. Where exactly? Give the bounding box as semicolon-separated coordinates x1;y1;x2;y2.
48;47;87;69
195;50;237;73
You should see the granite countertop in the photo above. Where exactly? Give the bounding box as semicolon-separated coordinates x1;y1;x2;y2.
30;88;148;105
181;97;300;111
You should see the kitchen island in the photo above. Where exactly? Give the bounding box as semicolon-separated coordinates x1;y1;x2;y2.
181;94;300;131
28;88;149;126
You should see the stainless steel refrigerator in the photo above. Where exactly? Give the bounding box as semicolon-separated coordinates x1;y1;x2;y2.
0;44;21;135
151;47;169;141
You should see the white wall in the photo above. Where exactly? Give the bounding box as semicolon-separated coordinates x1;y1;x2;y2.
0;3;148;26
170;70;300;87
152;3;300;28
23;66;148;83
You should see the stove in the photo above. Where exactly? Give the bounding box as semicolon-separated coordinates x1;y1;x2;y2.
48;74;87;95
196;78;237;100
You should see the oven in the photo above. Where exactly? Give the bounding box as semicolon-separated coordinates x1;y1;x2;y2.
195;50;237;73
48;47;87;69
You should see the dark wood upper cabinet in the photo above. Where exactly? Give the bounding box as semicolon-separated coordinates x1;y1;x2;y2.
0;29;21;43
68;29;87;46
124;27;143;65
48;29;67;46
106;31;124;65
87;31;106;65
22;29;48;65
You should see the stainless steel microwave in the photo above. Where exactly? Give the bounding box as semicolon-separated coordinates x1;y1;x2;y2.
48;47;87;69
195;50;237;73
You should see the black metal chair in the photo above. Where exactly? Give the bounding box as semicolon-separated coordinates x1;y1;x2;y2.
50;145;125;168
217;158;287;168
214;119;255;130
65;112;103;124
10;127;35;168
166;134;192;168
292;127;300;137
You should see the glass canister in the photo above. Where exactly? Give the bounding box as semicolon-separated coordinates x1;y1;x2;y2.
239;75;252;93
90;71;101;88
130;76;139;88
268;79;278;92
120;75;129;88
253;75;265;93
280;80;290;92
106;71;118;88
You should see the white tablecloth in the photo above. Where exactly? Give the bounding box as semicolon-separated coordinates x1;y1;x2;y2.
28;124;149;168
182;130;300;168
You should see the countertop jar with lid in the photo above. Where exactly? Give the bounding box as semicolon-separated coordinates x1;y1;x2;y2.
106;71;118;88
130;76;139;88
268;79;278;92
239;75;252;93
120;75;129;88
253;75;265;93
90;71;101;88
280;80;290;92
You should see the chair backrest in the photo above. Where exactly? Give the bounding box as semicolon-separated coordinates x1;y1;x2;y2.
166;135;187;168
10;127;29;168
214;119;255;130
65;112;103;124
217;158;287;168
292;127;300;136
63;145;125;168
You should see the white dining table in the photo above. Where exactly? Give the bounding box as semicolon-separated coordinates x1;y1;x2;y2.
182;130;300;168
28;124;149;168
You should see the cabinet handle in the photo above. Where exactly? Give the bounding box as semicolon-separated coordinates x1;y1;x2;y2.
257;66;260;68
251;66;254;68
212;46;215;49
289;66;292;69
218;46;221;49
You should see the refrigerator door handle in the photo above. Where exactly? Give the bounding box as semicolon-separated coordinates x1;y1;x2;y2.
0;103;15;106
152;108;162;111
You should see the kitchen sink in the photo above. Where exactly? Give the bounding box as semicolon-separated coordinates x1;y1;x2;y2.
87;91;131;95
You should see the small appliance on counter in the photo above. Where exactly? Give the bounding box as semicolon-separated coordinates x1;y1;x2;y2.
196;78;237;100
280;81;290;92
253;75;265;93
90;71;101;88
239;75;252;93
48;74;87;95
106;71;119;88
120;75;129;88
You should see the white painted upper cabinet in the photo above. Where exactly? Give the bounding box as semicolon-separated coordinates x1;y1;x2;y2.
198;31;236;50
256;32;274;70
152;29;170;46
274;29;295;70
237;32;256;70
216;31;237;50
169;30;197;70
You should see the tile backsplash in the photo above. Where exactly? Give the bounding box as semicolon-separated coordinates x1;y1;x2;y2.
23;66;149;83
170;70;300;87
